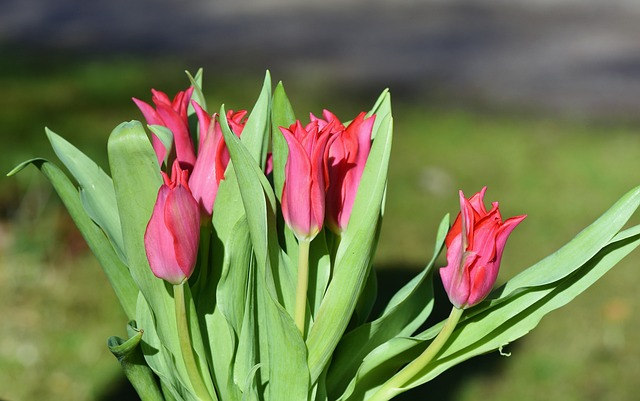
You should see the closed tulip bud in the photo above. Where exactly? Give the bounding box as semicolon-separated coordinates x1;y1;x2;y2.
280;120;333;241
440;187;526;309
133;87;196;170
144;161;200;285
317;110;375;233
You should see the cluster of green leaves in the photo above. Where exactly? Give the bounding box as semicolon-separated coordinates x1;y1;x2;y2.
9;70;640;401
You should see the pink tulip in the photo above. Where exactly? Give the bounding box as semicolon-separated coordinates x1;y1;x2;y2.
440;187;526;309
280;120;333;241
189;103;247;216
133;87;196;170
315;110;375;233
144;161;200;285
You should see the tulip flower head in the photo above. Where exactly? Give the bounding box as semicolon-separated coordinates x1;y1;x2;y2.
145;161;200;285
316;110;375;233
280;120;333;241
133;87;196;170
440;188;526;309
189;103;247;216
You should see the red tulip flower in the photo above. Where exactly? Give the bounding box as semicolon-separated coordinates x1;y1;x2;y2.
189;103;247;216
280;120;333;241
440;188;526;309
144;161;200;285
315;110;375;233
133;87;196;170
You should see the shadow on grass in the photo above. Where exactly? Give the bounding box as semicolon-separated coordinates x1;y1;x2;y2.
99;265;511;401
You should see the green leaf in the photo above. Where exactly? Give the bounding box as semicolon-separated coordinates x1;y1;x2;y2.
241;364;263;401
493;185;640;299
239;71;272;168
136;294;197;401
327;214;449;399
271;81;297;201
147;125;174;166
306;91;393;383
45;128;127;264
221;104;311;401
186;68;206;115
108;322;165;401
108;121;215;398
9;159;138;319
234;255;259;390
366;89;390;140
341;187;640;400
401;224;640;395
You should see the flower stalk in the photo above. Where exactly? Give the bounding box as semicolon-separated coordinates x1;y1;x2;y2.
294;239;311;335
369;306;464;401
174;282;213;401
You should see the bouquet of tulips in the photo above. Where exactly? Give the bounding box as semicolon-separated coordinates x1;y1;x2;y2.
10;70;640;401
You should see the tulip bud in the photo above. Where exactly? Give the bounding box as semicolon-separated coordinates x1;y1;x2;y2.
133;87;196;170
280;120;333;241
440;187;526;309
144;161;200;285
189;103;246;216
318;110;375;233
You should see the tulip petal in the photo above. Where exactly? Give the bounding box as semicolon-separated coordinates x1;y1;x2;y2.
132;97;167;165
164;186;200;278
324;112;375;233
281;125;315;239
145;186;185;284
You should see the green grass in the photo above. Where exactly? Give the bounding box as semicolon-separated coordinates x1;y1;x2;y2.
2;50;640;400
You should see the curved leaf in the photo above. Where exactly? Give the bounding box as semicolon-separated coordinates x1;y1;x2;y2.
9;158;138;319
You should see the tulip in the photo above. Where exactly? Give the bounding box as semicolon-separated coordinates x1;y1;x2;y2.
280;120;333;241
133;87;196;169
189;103;247;216
144;161;200;285
316;110;375;233
440;187;526;309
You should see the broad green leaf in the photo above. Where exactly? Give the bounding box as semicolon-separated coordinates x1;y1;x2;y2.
271;81;297;201
327;214;449;399
204;310;240;401
352;268;377;327
221;106;310;401
306;92;393;383
234;258;258;389
108;121;215;398
136;294;197;401
45;128;127;263
366;89;390;140
108;322;165;401
195;228;240;401
239;71;272;168
8;159;138;319
492;185;640;300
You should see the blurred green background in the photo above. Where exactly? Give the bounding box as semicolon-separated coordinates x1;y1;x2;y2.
2;1;640;400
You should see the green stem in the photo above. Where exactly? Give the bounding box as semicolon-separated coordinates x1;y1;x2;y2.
174;283;213;401
369;306;464;401
294;239;311;336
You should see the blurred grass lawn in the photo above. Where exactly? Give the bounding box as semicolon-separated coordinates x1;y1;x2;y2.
1;50;639;400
